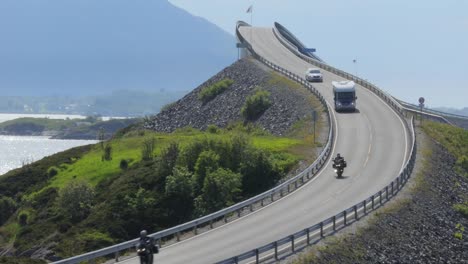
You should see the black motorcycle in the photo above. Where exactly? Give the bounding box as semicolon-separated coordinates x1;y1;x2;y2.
136;242;152;264
332;159;347;178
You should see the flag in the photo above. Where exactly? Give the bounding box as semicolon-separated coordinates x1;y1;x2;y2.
246;5;253;13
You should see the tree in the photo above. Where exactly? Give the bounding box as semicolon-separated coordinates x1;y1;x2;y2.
159;142;179;177
193;150;220;195
0;196;17;225
195;168;241;215
165;166;194;221
57;181;95;223
240;148;281;195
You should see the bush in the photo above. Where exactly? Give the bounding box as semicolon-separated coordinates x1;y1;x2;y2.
47;166;59;178
141;138;155;161
198;79;234;103
207;124;219;134
58;181;95;222
101;143;112;161
0;196;17;225
453;202;468;217
241;88;271;121
119;159;129;170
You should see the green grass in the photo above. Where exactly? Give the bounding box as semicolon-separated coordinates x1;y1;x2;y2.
46;128;303;190
422;122;468;177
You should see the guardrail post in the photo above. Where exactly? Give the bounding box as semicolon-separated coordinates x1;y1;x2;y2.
280;189;283;197
363;200;367;214
354;205;358;220
307;228;310;245
194;225;198;235
295;181;298;189
271;193;274;202
379;191;382;205
261;198;264;206
287;184;290;193
291;235;295;252
176;232;180;241
372;195;375;210
274;241;278;260
255;249;259;263
234;256;239;264
386;186;389;201
391;182;394;195
114;251;119;262
320;222;324;237
397;177;400;190
333;216;336;231
210;220;213;229
224;215;228;223
344;210;347;226
250;204;253;212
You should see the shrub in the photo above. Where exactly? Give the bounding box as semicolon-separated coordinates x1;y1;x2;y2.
207;124;219;134
18;212;29;226
119;159;129;170
453;202;468;217
198;79;234;103
0;196;17;225
141;138;155;161
58;181;95;222
241;88;271;121
101;143;112;161
47;166;59;178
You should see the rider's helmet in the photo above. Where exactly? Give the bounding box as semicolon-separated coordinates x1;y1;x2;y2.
140;230;148;238
337;153;341;158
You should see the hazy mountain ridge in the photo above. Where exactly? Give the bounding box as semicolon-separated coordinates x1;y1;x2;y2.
0;0;236;96
432;107;468;117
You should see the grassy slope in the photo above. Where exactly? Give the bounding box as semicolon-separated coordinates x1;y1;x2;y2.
0;70;326;259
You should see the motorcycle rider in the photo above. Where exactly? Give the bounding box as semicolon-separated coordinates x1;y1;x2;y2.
333;153;345;167
139;230;157;264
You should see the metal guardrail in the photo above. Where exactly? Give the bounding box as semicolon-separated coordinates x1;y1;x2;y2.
52;22;335;264
273;22;323;62
271;22;467;127
272;23;407;119
397;99;468;123
218;116;416;264
215;22;417;264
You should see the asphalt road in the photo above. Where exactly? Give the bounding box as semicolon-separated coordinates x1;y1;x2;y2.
122;26;410;264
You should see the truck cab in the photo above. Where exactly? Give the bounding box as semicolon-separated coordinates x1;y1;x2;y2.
332;81;357;112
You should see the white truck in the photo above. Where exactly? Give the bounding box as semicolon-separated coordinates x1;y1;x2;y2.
332;81;357;112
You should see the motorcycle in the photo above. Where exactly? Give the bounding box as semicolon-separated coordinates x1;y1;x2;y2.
136;242;152;264
332;160;346;178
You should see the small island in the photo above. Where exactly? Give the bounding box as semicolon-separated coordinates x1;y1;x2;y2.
0;116;139;140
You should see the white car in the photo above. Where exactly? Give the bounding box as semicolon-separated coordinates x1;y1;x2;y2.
305;68;323;82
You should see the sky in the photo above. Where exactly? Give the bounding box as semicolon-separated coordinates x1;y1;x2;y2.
169;0;468;109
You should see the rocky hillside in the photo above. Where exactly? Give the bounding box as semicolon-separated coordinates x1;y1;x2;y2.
288;128;468;263
144;58;317;136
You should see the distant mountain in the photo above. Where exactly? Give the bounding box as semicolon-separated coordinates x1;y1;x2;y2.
432;107;468;117
0;0;236;96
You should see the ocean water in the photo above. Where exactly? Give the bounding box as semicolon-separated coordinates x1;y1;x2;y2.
0;113;98;176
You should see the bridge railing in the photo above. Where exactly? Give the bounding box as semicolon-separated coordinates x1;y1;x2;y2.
218;116;416;264
52;22;335;264
271;23;464;126
215;22;417;264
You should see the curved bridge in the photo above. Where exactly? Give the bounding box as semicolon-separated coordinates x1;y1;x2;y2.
55;22;415;264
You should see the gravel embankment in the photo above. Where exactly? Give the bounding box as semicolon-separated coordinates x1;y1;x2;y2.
144;58;317;136
288;130;468;263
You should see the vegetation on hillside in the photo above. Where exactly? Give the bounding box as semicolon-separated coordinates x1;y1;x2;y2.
241;88;272;121
0;124;315;258
198;79;234;103
422;122;468;177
